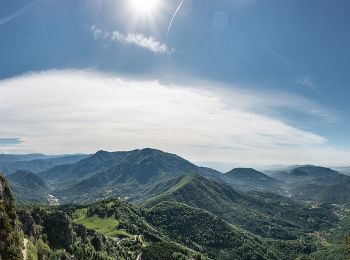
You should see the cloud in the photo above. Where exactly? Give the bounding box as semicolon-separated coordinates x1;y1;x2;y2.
298;77;313;87
0;70;346;168
91;26;172;54
297;77;318;92
0;1;36;27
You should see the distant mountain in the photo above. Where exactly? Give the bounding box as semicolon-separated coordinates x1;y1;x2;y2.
0;154;89;175
223;168;284;191
7;170;51;204
103;148;203;183
289;181;350;205
7;170;47;188
333;166;350;176
267;165;350;205
34;150;350;206
143;173;337;239
38;150;142;186
43;148;222;202
0;153;48;163
276;166;340;184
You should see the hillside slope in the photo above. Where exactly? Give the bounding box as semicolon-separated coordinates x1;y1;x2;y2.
146;201;279;259
143;173;337;239
223;168;284;191
7;170;51;204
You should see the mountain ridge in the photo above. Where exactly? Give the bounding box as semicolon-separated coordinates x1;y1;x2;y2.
7;170;51;204
223;167;284;191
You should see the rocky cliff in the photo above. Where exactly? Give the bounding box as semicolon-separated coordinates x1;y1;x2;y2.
0;174;23;260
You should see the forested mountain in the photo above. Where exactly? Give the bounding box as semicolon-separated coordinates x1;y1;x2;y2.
12;191;348;260
0;154;48;163
0;154;89;176
6;171;51;204
270;165;341;184
41;149;222;203
17;198;277;259
267;165;350;205
143;173;337;241
1;150;350;259
37;150;133;186
223;168;284;191
145;201;279;259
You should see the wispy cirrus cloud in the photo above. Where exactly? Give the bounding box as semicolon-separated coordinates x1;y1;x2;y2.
297;77;318;92
0;1;37;27
0;69;346;169
91;26;172;54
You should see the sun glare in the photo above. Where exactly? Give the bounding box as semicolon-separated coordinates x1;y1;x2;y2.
129;0;161;16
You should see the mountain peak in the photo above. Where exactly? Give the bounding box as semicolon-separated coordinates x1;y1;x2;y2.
93;150;110;157
291;165;340;178
139;148;161;154
225;168;270;179
223;167;283;191
227;168;261;174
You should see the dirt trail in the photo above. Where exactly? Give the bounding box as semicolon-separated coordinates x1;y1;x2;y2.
22;238;28;260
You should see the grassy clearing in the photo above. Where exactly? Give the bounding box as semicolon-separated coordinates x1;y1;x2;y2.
73;208;129;237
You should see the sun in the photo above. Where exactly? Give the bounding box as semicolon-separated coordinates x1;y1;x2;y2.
129;0;161;16
125;0;166;32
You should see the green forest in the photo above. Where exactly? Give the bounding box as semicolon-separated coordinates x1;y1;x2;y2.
1;149;350;260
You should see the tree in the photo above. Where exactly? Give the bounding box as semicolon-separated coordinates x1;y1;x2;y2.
36;239;51;260
43;211;75;249
0;175;23;260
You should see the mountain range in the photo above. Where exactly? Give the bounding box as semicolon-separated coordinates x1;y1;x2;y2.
0;154;89;175
1;148;350;259
2;148;350;206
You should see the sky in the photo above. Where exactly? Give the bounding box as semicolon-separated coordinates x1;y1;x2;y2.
0;0;349;170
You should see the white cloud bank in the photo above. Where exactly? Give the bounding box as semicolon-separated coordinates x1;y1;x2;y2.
0;70;348;169
91;26;171;54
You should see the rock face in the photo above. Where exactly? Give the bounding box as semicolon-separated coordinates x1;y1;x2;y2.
0;179;6;202
0;174;23;260
18;210;40;240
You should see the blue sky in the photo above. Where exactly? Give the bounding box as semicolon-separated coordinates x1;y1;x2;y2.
0;0;349;169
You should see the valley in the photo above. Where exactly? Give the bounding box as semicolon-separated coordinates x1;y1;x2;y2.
1;148;350;259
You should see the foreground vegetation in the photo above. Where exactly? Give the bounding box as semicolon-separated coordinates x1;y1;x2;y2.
0;175;23;260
